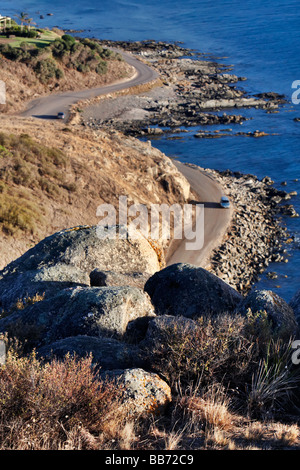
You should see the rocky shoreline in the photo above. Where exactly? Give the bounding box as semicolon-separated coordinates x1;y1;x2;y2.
80;39;286;137
187;164;298;293
76;39;298;295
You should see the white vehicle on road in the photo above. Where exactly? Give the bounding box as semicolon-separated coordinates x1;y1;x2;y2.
220;196;230;208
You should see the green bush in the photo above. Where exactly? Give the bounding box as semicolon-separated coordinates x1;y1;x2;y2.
4;27;38;38
76;63;90;73
61;34;76;45
34;58;62;83
0;34;114;82
0;192;40;235
96;60;108;75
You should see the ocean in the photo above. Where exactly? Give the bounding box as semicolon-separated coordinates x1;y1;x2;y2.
1;0;299;301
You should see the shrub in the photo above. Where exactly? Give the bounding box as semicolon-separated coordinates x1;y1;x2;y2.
3;27;38;38
141;312;300;418
34;58;60;83
61;34;76;45
0;192;40;235
0;132;70;235
50;39;66;58
0;34;112;81
142;314;254;389
0;346;125;449
76;63;90;73
96;60;108;75
55;67;64;79
246;338;299;419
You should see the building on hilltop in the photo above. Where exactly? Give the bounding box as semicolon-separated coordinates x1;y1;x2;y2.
0;15;12;31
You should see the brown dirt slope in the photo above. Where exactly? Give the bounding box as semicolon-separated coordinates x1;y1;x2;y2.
0;115;190;269
0;56;133;115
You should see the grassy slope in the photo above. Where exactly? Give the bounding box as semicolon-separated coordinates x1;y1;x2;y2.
0;115;189;268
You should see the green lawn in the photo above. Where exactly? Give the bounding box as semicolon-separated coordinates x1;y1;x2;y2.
0;30;60;49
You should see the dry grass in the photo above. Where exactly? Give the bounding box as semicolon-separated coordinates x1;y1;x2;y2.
0;343;129;450
0;115;189;268
184;385;236;432
0;39;133;114
132;388;300;451
118;421;137;450
0;337;299;450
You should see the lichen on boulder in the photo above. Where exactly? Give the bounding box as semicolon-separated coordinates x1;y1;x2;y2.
0;225;161;312
101;368;172;416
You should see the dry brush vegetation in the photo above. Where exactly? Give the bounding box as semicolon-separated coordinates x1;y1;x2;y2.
0;309;300;450
0;115;190;268
0;32;133;114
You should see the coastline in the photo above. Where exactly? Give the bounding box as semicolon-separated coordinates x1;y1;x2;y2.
177;162;296;293
0;15;300;446
79;39;285;137
1;34;298;295
75;39;298;295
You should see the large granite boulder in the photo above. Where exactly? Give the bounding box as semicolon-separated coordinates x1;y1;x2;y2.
0;264;87;315
237;289;298;337
0;225;160;312
37;335;137;370
0;285;155;347
101;368;172;416
144;263;242;318
90;269;151;289
290;289;300;321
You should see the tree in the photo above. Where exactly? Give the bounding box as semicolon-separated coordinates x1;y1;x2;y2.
14;12;29;31
26;17;36;31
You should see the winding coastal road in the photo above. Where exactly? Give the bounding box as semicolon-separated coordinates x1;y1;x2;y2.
166;161;233;269
21;50;159;119
20;49;232;269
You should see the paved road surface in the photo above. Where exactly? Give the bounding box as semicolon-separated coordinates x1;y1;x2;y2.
20;50;232;268
166;161;233;268
21;50;159;120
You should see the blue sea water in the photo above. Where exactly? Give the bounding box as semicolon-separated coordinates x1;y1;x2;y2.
1;0;299;300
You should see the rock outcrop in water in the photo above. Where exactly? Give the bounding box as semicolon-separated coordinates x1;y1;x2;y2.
80;40;286;138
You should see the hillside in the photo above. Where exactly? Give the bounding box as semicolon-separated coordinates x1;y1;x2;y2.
0;31;133;114
0;114;190;269
0;32;299;452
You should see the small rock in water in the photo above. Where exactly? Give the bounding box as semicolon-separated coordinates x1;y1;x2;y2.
266;271;278;279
